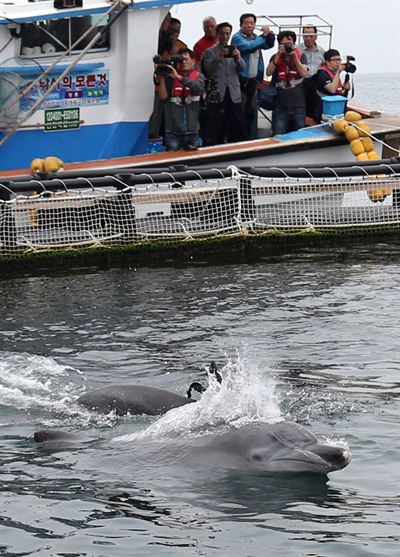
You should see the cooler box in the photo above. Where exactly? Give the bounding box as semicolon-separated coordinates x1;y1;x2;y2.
321;95;346;120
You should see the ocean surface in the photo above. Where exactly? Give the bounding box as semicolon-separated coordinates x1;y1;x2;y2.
353;73;400;117
1;76;400;557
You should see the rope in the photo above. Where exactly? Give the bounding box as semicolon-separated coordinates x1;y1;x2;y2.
227;165;246;179
186;382;205;399
305;116;400;156
0;35;13;56
352;121;400;155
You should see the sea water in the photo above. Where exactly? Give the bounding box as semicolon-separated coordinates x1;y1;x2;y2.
0;76;399;557
1;239;399;557
353;72;400;116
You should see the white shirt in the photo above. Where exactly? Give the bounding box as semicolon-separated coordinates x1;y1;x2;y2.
300;43;325;76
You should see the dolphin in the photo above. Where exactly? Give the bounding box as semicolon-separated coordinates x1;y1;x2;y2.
33;429;98;451
34;430;93;443
76;362;218;416
196;421;352;474
76;384;194;416
33;421;351;474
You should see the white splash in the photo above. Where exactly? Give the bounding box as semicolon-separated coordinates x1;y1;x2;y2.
0;353;81;412
0;352;146;428
116;353;282;443
324;437;351;451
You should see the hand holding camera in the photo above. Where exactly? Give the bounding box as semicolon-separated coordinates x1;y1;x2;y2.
153;53;184;77
344;56;357;74
166;65;181;80
222;44;237;58
336;56;357;74
277;44;294;59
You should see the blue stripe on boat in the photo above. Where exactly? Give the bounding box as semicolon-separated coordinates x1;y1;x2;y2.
0;121;149;170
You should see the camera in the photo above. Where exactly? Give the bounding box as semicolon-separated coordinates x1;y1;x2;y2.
204;75;221;104
152;53;184;76
283;44;294;53
344;55;356;74
223;44;236;57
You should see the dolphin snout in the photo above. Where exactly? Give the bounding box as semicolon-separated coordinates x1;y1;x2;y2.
313;443;352;471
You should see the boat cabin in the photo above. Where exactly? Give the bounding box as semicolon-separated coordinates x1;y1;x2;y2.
0;0;174;169
0;2;398;174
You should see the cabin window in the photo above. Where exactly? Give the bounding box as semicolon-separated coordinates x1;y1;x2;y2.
20;15;110;57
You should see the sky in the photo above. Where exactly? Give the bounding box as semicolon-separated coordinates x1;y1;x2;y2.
174;0;400;75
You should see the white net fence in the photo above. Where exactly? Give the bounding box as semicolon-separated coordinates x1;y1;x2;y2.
1;167;399;256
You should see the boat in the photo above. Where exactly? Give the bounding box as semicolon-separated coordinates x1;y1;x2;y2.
0;0;399;177
0;0;399;269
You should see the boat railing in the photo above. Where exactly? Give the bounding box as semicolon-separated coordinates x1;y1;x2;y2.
256;14;333;49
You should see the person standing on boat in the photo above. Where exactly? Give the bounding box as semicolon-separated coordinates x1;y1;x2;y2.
157;48;205;151
300;26;325;125
160;18;188;58
149;18;188;141
157;12;172;55
193;16;218;70
266;30;308;136
202;22;247;145
315;49;351;121
231;13;275;139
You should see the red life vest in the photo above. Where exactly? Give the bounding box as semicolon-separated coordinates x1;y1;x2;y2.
319;64;345;95
171;69;200;99
276;47;303;86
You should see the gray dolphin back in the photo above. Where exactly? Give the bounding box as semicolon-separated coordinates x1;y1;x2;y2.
77;384;192;416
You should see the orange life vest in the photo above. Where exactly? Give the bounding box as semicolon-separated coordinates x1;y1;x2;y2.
319;64;345;95
276;47;303;87
171;69;200;100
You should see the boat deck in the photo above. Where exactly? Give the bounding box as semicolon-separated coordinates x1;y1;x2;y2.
1;112;399;181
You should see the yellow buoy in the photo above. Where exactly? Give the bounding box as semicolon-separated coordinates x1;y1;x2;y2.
367;189;384;202
361;137;374;152
350;139;365;156
367;151;379;160
356;152;369;161
31;158;44;173
333;120;349;133
43;156;64;173
344;110;362;122
345;125;360;142
357;122;371;137
367;188;391;203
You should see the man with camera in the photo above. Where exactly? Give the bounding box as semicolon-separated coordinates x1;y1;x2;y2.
231;13;275;138
266;30;308;136
315;49;353;121
202;22;247;145
157;48;205;151
149;18;188;141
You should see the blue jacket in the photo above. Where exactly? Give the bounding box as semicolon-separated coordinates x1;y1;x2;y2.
231;31;275;81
